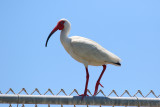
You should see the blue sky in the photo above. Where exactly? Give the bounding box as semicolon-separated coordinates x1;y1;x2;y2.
0;0;160;106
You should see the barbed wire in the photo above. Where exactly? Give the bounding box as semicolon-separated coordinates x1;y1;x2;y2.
0;88;160;98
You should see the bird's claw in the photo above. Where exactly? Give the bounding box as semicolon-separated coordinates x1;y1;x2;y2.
96;81;104;88
93;82;104;96
99;82;104;88
79;94;89;96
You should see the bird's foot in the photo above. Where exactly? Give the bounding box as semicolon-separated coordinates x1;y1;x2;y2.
99;82;104;88
93;89;98;96
79;94;89;96
93;82;104;96
79;94;89;100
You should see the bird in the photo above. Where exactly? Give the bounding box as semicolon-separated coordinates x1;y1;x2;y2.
45;18;121;99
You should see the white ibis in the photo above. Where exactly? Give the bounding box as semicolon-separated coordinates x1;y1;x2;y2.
45;19;121;98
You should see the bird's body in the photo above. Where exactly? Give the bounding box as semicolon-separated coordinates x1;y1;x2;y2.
59;19;121;67
62;36;120;66
45;19;121;99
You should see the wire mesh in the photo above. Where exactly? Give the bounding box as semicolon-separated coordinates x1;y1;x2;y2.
0;88;160;107
1;88;160;98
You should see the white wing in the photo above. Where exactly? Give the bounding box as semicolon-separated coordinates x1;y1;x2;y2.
70;36;121;66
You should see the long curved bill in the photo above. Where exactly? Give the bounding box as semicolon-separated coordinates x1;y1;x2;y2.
45;25;59;47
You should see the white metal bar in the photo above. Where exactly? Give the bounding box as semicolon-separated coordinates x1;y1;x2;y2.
0;94;160;106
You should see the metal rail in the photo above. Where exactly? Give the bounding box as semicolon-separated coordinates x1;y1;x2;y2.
0;94;160;106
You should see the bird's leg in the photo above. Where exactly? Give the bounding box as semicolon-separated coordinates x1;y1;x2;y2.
79;66;89;100
93;65;106;96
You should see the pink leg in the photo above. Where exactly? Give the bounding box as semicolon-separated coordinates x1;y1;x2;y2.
79;67;89;99
93;65;106;96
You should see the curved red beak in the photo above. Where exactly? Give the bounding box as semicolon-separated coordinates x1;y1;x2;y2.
45;20;65;47
45;25;59;47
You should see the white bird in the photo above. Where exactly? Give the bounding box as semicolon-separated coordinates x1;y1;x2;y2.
45;19;121;99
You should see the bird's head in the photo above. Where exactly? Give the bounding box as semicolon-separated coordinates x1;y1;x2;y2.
45;19;70;47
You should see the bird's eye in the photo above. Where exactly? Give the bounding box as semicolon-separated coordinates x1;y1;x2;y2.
58;21;65;30
60;21;64;25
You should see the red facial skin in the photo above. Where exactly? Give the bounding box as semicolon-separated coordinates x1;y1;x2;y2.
57;20;65;30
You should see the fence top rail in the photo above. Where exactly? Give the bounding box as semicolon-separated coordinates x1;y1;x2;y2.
0;94;160;106
0;88;160;98
1;88;160;106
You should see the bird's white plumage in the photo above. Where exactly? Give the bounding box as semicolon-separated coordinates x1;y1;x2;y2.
59;19;121;67
69;36;121;66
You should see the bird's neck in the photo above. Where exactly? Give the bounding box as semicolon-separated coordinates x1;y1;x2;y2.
60;26;70;47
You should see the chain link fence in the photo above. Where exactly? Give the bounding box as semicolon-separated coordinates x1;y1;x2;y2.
0;88;160;107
